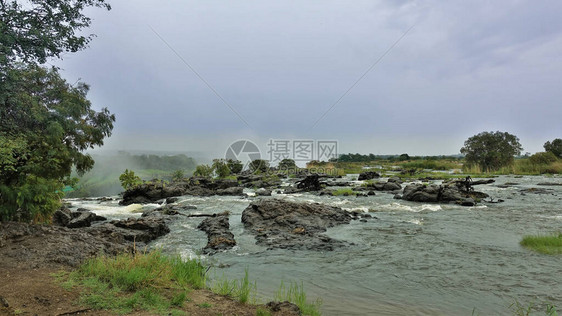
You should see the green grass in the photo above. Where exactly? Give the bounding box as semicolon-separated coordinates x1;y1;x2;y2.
275;281;322;316
509;300;558;316
399;160;461;170
521;233;562;255
209;268;256;304
331;188;356;196
62;250;205;314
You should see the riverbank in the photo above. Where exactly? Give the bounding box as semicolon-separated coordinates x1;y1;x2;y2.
0;222;301;316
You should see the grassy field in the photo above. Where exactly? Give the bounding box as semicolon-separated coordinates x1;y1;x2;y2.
60;251;322;315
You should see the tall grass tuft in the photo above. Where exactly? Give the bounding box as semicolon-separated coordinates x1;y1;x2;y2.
209;268;256;304
520;233;562;255
275;281;322;316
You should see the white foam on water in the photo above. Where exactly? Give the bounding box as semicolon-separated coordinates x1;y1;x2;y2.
469;205;488;209
419;204;442;212
406;218;424;225
344;207;370;213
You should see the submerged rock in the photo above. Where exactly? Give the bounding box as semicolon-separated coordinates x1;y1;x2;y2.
197;213;236;254
241;199;353;251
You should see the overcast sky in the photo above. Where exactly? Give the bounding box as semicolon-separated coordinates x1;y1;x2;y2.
56;0;562;158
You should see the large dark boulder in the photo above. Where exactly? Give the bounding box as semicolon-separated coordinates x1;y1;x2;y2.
358;171;380;181
241;199;353;251
109;217;170;243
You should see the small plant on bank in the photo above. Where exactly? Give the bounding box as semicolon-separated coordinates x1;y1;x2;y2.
520;233;562;255
275;281;322;316
210;268;256;304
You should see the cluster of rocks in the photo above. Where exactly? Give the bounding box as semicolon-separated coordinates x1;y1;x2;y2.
241;199;366;251
119;178;245;205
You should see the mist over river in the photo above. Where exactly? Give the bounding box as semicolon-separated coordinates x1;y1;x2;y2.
66;175;562;315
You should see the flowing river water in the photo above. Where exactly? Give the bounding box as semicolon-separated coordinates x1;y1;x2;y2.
67;175;562;315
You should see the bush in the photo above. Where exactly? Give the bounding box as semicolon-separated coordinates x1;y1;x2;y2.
529;152;558;165
193;164;213;177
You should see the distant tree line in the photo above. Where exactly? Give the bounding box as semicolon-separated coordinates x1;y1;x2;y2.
331;153;461;163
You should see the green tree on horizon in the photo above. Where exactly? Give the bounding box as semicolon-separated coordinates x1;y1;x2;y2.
460;131;523;171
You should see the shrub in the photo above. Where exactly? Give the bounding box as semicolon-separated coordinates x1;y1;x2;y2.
193;164;213;177
119;169;142;190
529;152;558;165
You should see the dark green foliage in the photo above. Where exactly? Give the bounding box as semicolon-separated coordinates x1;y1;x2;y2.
544;139;562;158
226;159;243;174
0;0;113;221
212;159;231;178
171;169;185;182
529;152;558;165
460;131;523;171
119;169;142;190
193;164;213;177
0;65;114;221
249;159;270;173
0;0;111;67
398;153;410;161
278;158;297;171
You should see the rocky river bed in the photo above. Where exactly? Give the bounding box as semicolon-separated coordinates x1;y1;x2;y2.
60;174;562;315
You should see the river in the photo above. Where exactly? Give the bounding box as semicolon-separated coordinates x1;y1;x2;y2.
66;175;562;315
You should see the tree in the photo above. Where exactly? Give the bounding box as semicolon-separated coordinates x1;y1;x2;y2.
460;131;523;171
212;159;231;178
226;159;243;174
544;139;562;158
0;0;113;222
0;65;115;221
0;0;111;67
249;159;270;174
119;169;141;190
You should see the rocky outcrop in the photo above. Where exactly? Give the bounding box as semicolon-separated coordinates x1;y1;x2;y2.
295;174;323;191
402;180;492;206
197;213;236;254
120;178;246;205
0;222;133;268
358;171;380;181
241;199;353;251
